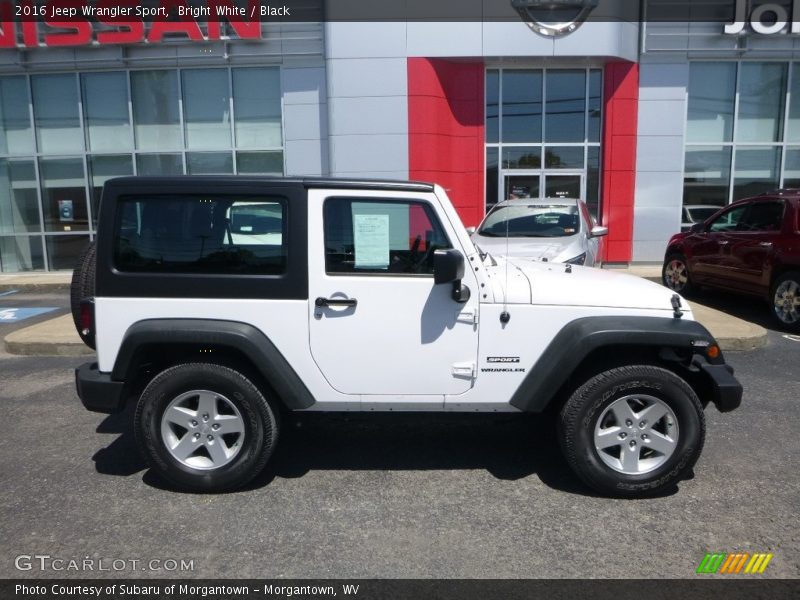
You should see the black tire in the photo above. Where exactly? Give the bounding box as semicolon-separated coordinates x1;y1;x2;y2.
69;241;96;349
771;271;800;333
134;363;279;492
559;365;705;498
662;253;694;296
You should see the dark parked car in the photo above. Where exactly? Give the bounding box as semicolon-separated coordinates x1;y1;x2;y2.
663;190;800;331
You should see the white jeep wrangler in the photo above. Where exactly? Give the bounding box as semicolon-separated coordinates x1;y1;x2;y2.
74;177;742;497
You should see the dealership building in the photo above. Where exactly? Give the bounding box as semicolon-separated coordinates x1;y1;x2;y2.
1;0;799;272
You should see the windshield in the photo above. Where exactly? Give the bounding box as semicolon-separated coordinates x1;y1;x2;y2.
686;207;719;223
478;204;580;238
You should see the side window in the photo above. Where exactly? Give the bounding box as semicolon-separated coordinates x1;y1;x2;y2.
708;205;749;232
114;196;287;275
324;198;452;276
739;201;784;232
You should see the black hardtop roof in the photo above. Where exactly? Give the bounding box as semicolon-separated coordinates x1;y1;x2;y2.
104;176;435;194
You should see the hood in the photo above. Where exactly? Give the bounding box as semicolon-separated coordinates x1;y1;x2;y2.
473;233;582;263
484;256;688;313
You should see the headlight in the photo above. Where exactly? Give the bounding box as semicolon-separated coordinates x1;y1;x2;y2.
565;253;586;266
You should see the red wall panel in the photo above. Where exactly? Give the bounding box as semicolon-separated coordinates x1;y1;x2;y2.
408;58;485;228
601;62;639;263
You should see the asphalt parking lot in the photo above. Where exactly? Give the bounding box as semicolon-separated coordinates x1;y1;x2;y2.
0;295;798;579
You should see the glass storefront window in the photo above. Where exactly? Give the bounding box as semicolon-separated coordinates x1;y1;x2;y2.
32;74;83;154
486;70;499;144
733;147;781;200
486;148;498;210
486;68;602;216
39;157;88;233
588;70;602;144
235;151;283;174
687;63;736;144
788;73;800;142
183;69;231;150
45;235;90;271
187;152;233;174
783;147;800;187
545;70;586;143
501;147;541;169
685;61;800;210
131;71;181;150
136;153;183;176
89;155;133;221
0;77;34;155
82;72;131;153
233;68;281;149
683;147;732;207
737;63;786;143
544;146;584;169
0;159;39;235
502;70;542;144
0;66;285;271
0;236;44;272
587;147;600;219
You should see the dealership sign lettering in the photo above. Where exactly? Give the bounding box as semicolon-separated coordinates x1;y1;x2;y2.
725;0;800;35
0;1;266;48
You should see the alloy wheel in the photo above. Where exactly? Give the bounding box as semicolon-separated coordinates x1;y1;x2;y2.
160;390;245;470
664;259;689;292
594;395;679;475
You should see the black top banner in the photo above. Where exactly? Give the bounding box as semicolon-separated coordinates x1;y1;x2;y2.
0;0;787;24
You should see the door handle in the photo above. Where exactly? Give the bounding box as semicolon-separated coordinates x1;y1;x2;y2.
718;240;730;246
759;242;774;248
315;297;358;308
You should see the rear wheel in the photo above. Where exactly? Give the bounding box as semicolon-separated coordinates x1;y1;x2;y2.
134;363;279;492
559;365;705;497
662;253;694;296
771;271;800;332
69;241;96;349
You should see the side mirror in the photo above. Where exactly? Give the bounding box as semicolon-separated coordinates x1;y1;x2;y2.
465;226;477;235
590;225;609;238
434;249;471;304
690;223;705;233
434;249;465;285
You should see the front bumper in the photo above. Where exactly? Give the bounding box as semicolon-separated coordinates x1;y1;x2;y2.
692;355;743;413
75;362;126;414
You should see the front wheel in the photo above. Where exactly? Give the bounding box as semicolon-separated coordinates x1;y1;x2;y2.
662;253;694;296
771;271;800;332
559;365;705;498
134;363;279;492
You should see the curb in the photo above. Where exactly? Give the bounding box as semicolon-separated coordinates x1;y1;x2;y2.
4;314;94;357
687;301;768;352
4;338;94;357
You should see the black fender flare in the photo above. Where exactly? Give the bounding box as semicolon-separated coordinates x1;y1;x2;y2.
510;316;724;413
111;319;316;410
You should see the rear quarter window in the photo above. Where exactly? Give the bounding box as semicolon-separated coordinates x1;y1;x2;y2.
114;195;287;275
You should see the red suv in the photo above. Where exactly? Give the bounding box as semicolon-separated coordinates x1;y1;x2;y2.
662;190;800;331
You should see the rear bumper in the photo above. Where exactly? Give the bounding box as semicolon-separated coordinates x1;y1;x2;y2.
692;355;743;413
75;362;125;414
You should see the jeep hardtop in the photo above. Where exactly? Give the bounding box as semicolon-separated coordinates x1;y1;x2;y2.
74;176;742;496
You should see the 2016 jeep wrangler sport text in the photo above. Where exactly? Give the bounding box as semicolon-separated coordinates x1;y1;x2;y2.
74;177;743;497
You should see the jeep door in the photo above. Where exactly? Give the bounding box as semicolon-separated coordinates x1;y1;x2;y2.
307;189;480;399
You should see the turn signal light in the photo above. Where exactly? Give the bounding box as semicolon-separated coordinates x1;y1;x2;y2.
706;345;721;360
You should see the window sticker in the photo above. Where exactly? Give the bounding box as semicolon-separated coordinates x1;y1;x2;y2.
353;213;390;269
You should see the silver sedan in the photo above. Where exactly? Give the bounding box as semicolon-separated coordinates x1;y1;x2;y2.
469;198;608;266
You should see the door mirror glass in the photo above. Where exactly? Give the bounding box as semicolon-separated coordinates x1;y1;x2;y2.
433;249;465;285
590;225;609;238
